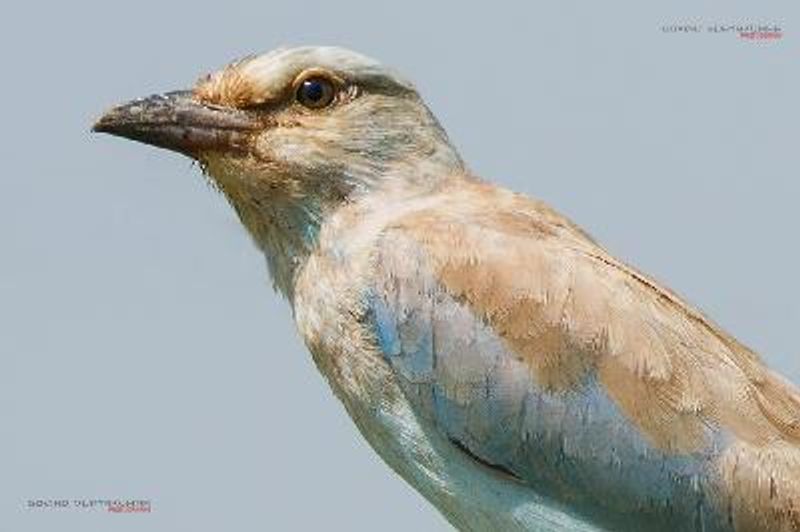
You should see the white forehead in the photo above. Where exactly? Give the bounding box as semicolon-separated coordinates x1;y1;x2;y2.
236;46;413;93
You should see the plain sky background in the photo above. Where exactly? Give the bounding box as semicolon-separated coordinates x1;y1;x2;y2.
1;1;798;531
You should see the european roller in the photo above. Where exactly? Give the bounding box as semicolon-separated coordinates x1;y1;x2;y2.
93;46;800;532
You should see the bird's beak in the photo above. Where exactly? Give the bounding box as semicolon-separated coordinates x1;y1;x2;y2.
92;90;260;157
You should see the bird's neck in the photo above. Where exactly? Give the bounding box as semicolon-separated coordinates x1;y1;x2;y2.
228;187;325;300
207;143;466;300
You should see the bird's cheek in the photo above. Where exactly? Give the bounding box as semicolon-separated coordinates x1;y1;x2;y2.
255;128;337;170
251;134;281;163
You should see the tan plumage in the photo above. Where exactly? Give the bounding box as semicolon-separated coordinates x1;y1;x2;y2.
375;178;800;529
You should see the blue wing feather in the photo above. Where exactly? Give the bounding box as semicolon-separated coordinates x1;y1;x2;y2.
365;265;729;532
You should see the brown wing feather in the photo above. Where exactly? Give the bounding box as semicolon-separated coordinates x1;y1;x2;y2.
389;180;800;454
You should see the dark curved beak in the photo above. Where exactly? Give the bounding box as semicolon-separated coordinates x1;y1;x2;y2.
92;91;259;156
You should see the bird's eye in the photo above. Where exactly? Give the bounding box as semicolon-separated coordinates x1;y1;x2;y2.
296;77;336;109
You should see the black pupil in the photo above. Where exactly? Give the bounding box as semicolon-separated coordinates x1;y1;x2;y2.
301;80;325;103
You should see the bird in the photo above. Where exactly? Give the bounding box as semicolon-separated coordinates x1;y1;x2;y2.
93;46;800;532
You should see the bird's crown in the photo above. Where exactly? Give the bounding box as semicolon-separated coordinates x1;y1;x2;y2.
195;46;415;109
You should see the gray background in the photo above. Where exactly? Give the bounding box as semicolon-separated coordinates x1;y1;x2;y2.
1;1;797;531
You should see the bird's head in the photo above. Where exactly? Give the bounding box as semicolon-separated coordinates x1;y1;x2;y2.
94;46;464;295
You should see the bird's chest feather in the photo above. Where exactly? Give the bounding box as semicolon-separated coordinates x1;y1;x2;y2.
291;218;415;462
292;236;461;518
